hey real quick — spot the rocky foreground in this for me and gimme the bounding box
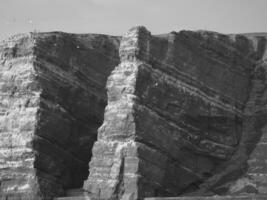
[0,27,267,200]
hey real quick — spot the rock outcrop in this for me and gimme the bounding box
[84,27,267,199]
[0,32,120,199]
[1,27,267,200]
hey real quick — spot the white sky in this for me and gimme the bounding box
[0,0,266,40]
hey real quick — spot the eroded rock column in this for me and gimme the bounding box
[83,27,148,200]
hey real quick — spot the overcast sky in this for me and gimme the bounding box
[0,0,267,40]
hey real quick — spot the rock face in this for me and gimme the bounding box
[84,27,267,199]
[1,27,267,200]
[0,32,120,199]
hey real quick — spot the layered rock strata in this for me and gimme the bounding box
[84,27,267,199]
[1,27,267,200]
[227,33,267,194]
[0,32,120,199]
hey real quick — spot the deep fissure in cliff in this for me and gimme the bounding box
[1,27,267,200]
[0,32,120,199]
[84,27,267,199]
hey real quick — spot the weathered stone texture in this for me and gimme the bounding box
[2,27,267,200]
[0,32,120,199]
[84,27,267,199]
[0,34,41,199]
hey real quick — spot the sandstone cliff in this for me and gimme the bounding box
[0,32,120,199]
[84,27,267,199]
[1,27,267,200]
